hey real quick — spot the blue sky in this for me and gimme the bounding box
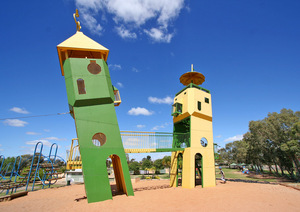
[1,0,299,161]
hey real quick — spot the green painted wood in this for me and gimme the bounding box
[154,148,185,152]
[63,58,133,203]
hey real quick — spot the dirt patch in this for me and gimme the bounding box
[0,179,299,212]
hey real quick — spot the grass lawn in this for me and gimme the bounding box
[131,168,282,183]
[216,168,282,183]
[130,173,170,180]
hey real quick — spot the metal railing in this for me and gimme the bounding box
[66,131,190,169]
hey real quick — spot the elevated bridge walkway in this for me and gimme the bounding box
[67,131,190,169]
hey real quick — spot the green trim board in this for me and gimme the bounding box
[175,83,210,97]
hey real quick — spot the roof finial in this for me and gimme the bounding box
[73,9,81,32]
[191,64,194,72]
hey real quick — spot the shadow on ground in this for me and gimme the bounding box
[74,183,172,202]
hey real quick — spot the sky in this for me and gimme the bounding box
[0,0,299,162]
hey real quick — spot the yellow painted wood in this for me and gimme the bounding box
[173,112,191,123]
[57,31,109,75]
[172,79,216,189]
[124,148,156,153]
[170,151,180,187]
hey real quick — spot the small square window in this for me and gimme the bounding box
[205,97,209,104]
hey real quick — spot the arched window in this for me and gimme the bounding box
[77,79,86,94]
[198,101,201,111]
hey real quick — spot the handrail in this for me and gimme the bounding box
[26,141,43,191]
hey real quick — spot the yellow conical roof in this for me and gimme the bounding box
[57,31,109,75]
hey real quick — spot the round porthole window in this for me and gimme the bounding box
[92,133,106,147]
[87,60,101,75]
[200,137,208,147]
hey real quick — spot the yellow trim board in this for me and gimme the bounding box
[173,112,191,123]
[192,112,212,122]
[124,148,156,153]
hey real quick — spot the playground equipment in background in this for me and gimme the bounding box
[58,10,216,203]
[67,132,219,170]
[0,142,64,195]
[66,131,190,170]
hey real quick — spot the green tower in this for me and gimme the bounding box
[57,13,134,203]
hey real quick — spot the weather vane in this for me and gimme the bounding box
[73,9,81,32]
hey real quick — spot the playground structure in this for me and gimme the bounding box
[170,65,216,188]
[58,10,216,203]
[0,142,64,196]
[67,131,190,170]
[57,11,134,203]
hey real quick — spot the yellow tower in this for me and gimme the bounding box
[170,65,216,188]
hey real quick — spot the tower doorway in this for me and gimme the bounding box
[177,153,183,186]
[195,153,202,187]
[107,154,128,196]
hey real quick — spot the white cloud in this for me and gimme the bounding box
[0,144,3,152]
[116,82,123,88]
[224,135,243,142]
[3,119,28,127]
[137,124,145,128]
[148,96,173,104]
[26,139,53,147]
[26,131,40,135]
[10,107,29,114]
[44,129,50,132]
[151,122,171,131]
[109,64,122,70]
[42,137,67,141]
[75,0,185,42]
[144,27,174,43]
[132,67,139,72]
[128,107,154,116]
[151,125,161,130]
[215,135,222,138]
[115,25,137,39]
[81,11,103,34]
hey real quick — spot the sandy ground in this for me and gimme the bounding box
[1,179,300,212]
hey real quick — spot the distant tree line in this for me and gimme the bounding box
[0,154,66,175]
[128,155,171,176]
[217,108,300,179]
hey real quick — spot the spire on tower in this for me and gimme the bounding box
[73,9,81,32]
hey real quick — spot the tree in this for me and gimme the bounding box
[162,156,171,176]
[128,161,140,175]
[153,159,164,173]
[238,109,300,179]
[126,153,130,164]
[141,157,153,175]
[263,109,300,178]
